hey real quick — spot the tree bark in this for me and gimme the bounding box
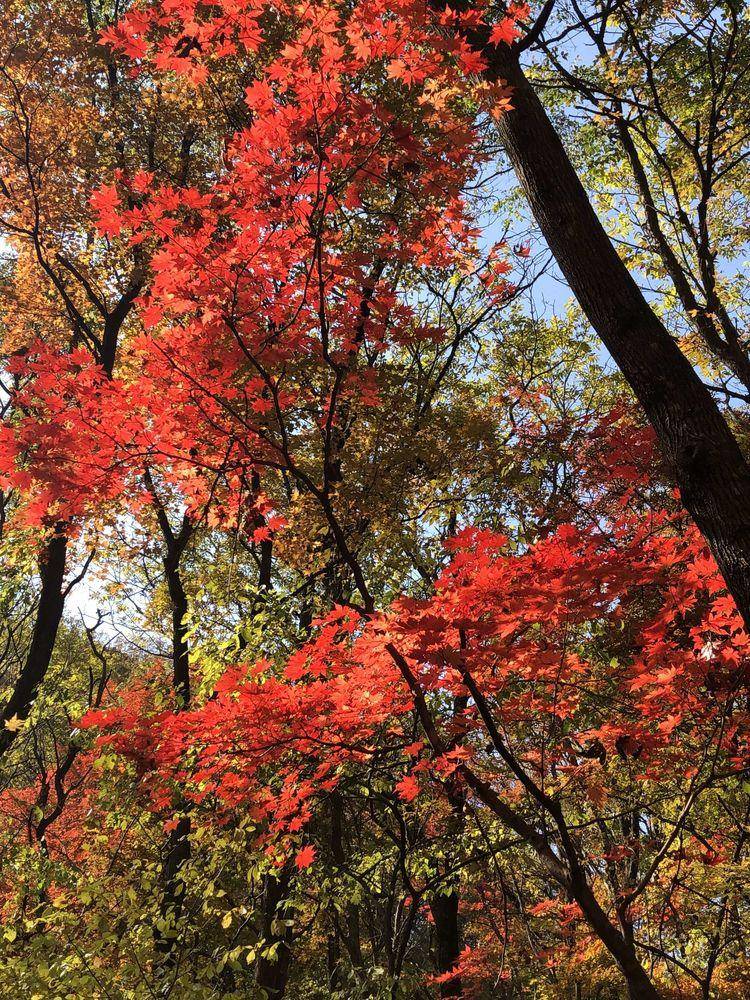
[0,530,67,755]
[429,697,467,997]
[613,119,750,395]
[164,541,191,705]
[256,865,294,999]
[570,875,661,1000]
[150,501,194,966]
[429,891,462,997]
[0,267,138,758]
[453,22,750,631]
[156,814,192,965]
[328,791,363,981]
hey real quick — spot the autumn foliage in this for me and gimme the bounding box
[1,2,750,999]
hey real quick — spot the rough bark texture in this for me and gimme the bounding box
[429,702,467,998]
[472,40,750,634]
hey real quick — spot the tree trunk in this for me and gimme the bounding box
[570,876,661,1000]
[429,700,467,997]
[153,508,194,967]
[155,814,191,965]
[256,865,294,999]
[388,643,662,1000]
[462,31,750,632]
[429,891,462,997]
[0,268,137,755]
[328,791,363,979]
[164,546,190,705]
[0,530,66,755]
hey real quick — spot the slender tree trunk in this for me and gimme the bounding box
[451,23,750,631]
[613,120,750,395]
[256,864,294,999]
[0,270,138,755]
[429,698,467,997]
[156,814,191,963]
[327,932,342,993]
[328,791,363,984]
[0,530,66,755]
[152,505,194,966]
[164,544,190,705]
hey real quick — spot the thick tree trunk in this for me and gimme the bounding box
[429,891,461,997]
[0,530,67,755]
[463,33,750,631]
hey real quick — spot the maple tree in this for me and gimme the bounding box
[1,1,750,998]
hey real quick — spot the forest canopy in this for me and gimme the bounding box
[0,2,749,998]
